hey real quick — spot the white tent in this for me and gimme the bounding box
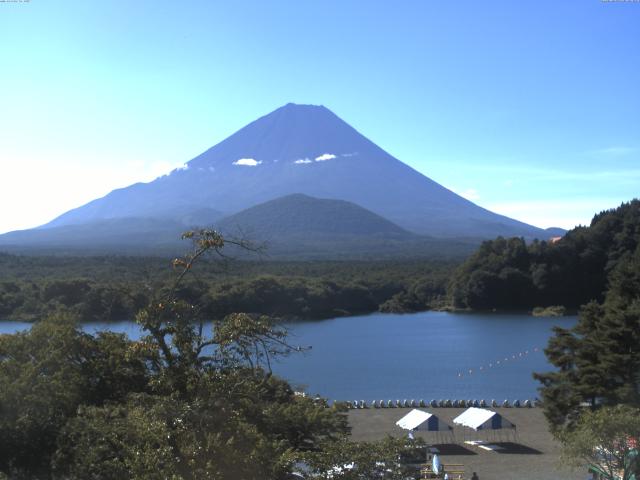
[453,407,515,431]
[396,409,452,432]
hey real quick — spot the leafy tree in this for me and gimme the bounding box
[560,405,640,480]
[0,314,149,478]
[299,436,423,479]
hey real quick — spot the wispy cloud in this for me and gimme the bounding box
[294,158,312,164]
[315,153,336,162]
[233,158,262,166]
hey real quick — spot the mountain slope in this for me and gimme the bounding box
[38,103,548,240]
[216,193,412,239]
[0,218,187,254]
[214,194,475,260]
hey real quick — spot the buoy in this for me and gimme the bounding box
[513,399,521,408]
[480,399,487,407]
[524,399,531,408]
[430,399,437,407]
[502,399,510,407]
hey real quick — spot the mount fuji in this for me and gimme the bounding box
[0,103,555,255]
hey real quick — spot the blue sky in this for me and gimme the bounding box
[1,0,638,233]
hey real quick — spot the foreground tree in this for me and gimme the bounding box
[0,315,149,478]
[560,405,640,480]
[300,436,424,480]
[534,246,640,433]
[5,229,402,479]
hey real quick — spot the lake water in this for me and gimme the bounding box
[0,311,575,403]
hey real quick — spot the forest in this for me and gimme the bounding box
[0,254,454,322]
[2,200,639,323]
[0,231,421,479]
[1,203,639,478]
[448,200,640,310]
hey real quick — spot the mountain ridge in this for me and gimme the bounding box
[0,103,561,256]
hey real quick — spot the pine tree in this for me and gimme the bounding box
[535,245,640,434]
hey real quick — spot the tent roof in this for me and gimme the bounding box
[396,409,452,432]
[453,407,515,431]
[396,409,433,430]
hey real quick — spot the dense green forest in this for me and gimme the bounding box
[531,205,640,479]
[0,254,455,322]
[0,231,420,479]
[3,200,639,323]
[448,200,640,310]
[534,243,640,431]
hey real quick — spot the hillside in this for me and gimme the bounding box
[216,193,411,238]
[448,199,640,310]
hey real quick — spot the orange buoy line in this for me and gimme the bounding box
[457,347,541,378]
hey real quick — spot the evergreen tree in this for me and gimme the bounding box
[534,245,640,433]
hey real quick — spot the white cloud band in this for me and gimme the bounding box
[233,158,262,166]
[315,153,336,162]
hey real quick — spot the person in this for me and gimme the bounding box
[471,473,479,480]
[444,474,449,480]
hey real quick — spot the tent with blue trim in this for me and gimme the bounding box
[453,407,515,431]
[396,409,453,432]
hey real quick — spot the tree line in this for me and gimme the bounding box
[0,255,454,322]
[448,200,640,310]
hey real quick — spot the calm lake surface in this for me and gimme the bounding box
[0,311,575,402]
